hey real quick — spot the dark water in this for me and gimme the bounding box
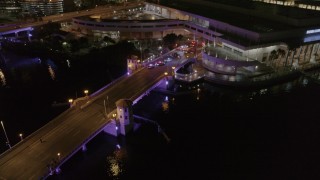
[46,78,320,180]
[0,46,126,153]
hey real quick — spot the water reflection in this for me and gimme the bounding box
[106,148,127,179]
[48,65,55,80]
[182,76,310,103]
[196,87,201,101]
[40,70,320,179]
[0,68,6,86]
[303,78,309,86]
[162,96,169,112]
[162,101,169,112]
[259,88,267,95]
[284,82,293,92]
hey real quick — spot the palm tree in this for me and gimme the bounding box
[277,49,286,58]
[269,49,277,60]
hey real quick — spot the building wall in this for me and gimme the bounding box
[70,2,320,67]
[145,3,261,42]
[0,0,20,14]
[20,0,63,16]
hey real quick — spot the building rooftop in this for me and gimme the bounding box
[79,7,168,22]
[116,99,132,108]
[155,0,320,31]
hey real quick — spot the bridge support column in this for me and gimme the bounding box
[104,99,134,137]
[116,99,134,136]
[82,144,87,152]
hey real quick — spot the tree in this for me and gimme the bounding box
[269,50,277,61]
[34,22,61,39]
[78,37,89,49]
[163,33,180,50]
[102,36,116,44]
[277,49,286,58]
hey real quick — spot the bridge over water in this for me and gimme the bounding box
[0,59,178,179]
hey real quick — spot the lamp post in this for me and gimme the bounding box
[164,72,168,88]
[84,90,89,97]
[57,152,61,161]
[171,66,176,76]
[19,133,23,141]
[68,98,73,107]
[197,87,200,100]
[1,121,11,149]
[104,96,108,116]
[140,46,143,61]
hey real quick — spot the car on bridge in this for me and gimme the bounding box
[147,63,155,69]
[155,60,165,66]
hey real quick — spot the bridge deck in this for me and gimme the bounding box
[0,63,168,179]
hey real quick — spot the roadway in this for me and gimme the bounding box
[0,62,170,179]
[0,1,144,34]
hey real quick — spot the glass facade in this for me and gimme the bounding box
[20,0,63,16]
[0,0,20,14]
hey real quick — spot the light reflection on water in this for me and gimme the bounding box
[174,76,306,103]
[284,82,293,92]
[0,68,6,86]
[303,78,309,86]
[162,101,169,112]
[44,73,320,179]
[106,148,127,179]
[48,65,56,80]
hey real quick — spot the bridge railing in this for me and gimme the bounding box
[43,109,118,179]
[0,102,77,159]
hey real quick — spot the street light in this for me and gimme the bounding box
[19,133,23,141]
[104,96,109,116]
[112,113,118,131]
[164,72,169,87]
[57,153,61,161]
[84,90,89,96]
[112,113,117,120]
[1,121,11,149]
[68,98,73,107]
[140,47,143,61]
[172,66,176,76]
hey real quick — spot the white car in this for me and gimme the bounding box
[147,63,155,69]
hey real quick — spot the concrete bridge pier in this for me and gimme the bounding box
[103,99,134,137]
[116,99,134,136]
[103,118,119,137]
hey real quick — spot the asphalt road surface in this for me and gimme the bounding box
[0,62,169,179]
